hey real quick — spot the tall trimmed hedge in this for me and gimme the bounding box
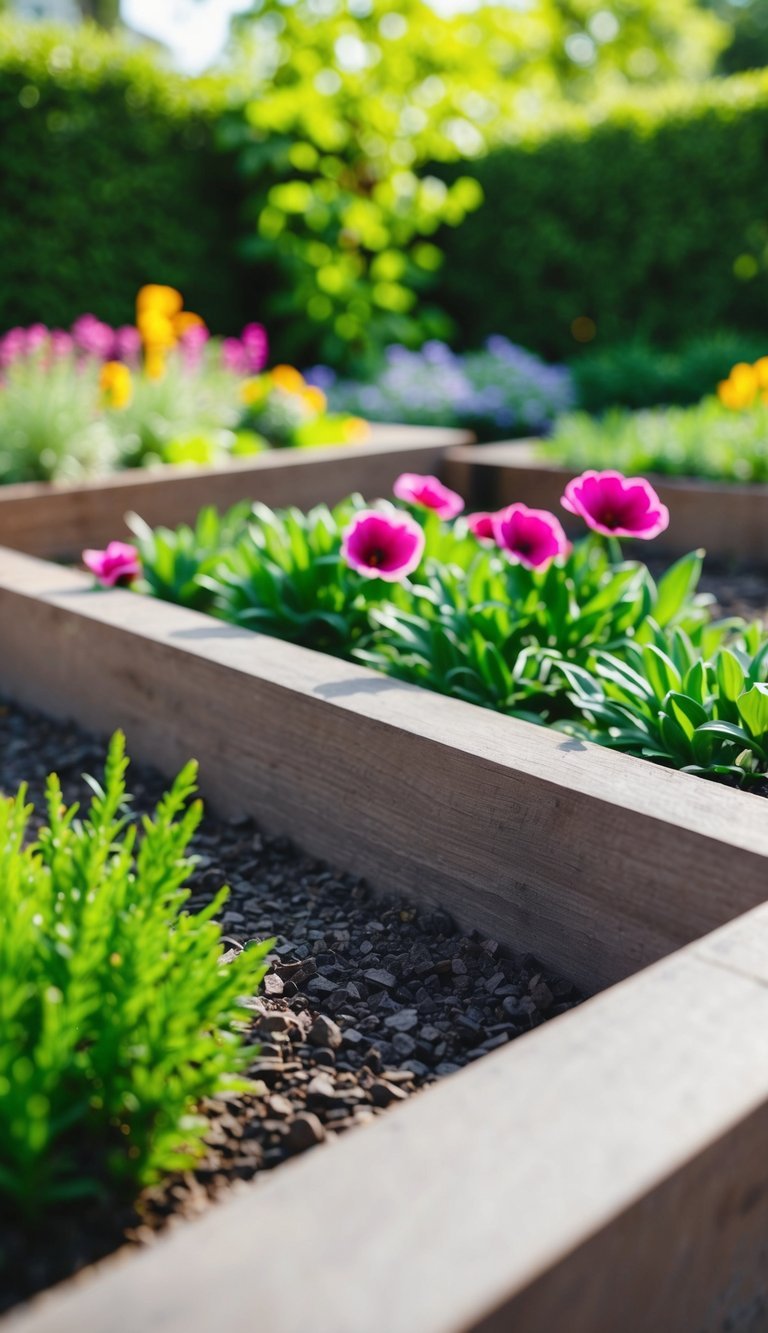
[435,73,768,360]
[0,21,245,332]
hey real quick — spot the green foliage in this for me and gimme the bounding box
[562,621,768,785]
[0,346,116,483]
[360,544,711,719]
[545,396,768,483]
[437,70,768,360]
[134,495,397,653]
[225,0,724,371]
[0,733,271,1216]
[0,19,243,333]
[571,331,768,413]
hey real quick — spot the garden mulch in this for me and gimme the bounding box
[0,700,582,1315]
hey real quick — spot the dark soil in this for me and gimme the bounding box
[0,701,582,1314]
[699,563,768,626]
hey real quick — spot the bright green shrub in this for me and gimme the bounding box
[546,397,768,483]
[225,0,725,371]
[437,72,768,360]
[0,20,244,332]
[0,734,271,1216]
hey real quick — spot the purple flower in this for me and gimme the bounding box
[561,470,670,540]
[341,509,425,582]
[241,322,268,373]
[71,314,115,360]
[82,542,141,587]
[467,511,497,541]
[492,504,570,570]
[392,473,464,520]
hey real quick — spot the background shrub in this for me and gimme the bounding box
[571,331,768,413]
[0,20,245,333]
[436,72,768,361]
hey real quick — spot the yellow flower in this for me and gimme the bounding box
[144,346,167,380]
[99,360,132,409]
[241,376,269,407]
[137,309,177,350]
[173,310,206,338]
[301,385,327,414]
[270,364,306,395]
[754,357,768,390]
[341,416,370,443]
[136,284,183,318]
[717,362,759,410]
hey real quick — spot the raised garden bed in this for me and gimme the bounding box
[3,549,768,1331]
[445,440,768,563]
[0,424,472,560]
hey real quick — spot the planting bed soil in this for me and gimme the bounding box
[0,699,581,1315]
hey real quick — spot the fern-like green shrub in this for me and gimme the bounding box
[0,734,271,1217]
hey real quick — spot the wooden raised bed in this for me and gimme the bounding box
[2,548,768,1331]
[0,424,472,560]
[445,440,768,563]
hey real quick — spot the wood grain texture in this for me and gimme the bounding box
[0,547,767,996]
[0,424,473,560]
[7,907,768,1333]
[444,441,768,562]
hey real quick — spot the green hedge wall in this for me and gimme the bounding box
[0,21,246,333]
[435,74,768,361]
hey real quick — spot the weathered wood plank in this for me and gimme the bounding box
[7,907,768,1333]
[0,425,472,559]
[0,547,766,996]
[444,441,768,562]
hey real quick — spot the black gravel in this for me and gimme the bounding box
[0,700,582,1313]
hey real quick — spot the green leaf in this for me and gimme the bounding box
[736,683,768,739]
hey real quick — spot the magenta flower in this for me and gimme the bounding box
[341,509,425,582]
[221,337,248,375]
[492,504,570,570]
[561,470,670,540]
[82,542,141,588]
[113,325,142,365]
[25,323,49,353]
[49,330,75,359]
[71,314,116,360]
[393,473,464,519]
[467,511,497,541]
[241,322,268,373]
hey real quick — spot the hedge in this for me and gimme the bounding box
[5,22,768,366]
[435,73,768,361]
[0,21,246,333]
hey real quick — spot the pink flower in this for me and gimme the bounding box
[467,511,497,541]
[113,325,142,365]
[71,314,116,360]
[26,323,49,353]
[82,542,141,587]
[49,330,74,359]
[492,504,570,570]
[222,337,248,375]
[241,322,268,373]
[341,509,425,582]
[561,470,670,540]
[392,473,464,519]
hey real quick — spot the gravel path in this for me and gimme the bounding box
[0,701,582,1312]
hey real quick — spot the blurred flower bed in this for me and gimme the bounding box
[545,354,768,484]
[0,285,366,485]
[308,338,574,440]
